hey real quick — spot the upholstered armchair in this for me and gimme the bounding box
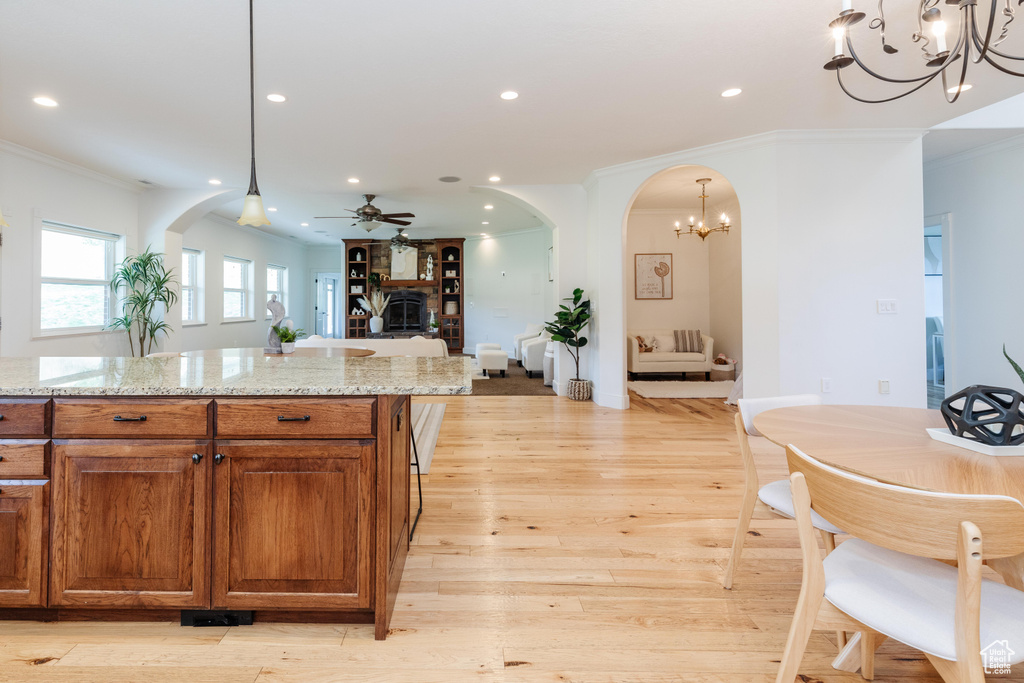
[522,331,552,378]
[513,323,545,365]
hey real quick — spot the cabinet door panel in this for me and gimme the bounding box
[375,395,411,639]
[0,481,48,607]
[213,440,373,610]
[50,441,210,607]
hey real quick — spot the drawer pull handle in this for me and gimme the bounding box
[277,415,311,422]
[191,453,203,464]
[214,453,225,465]
[113,415,147,422]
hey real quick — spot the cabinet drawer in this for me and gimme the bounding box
[0,400,49,438]
[53,399,212,438]
[0,441,48,477]
[215,398,376,439]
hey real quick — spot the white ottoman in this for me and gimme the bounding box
[475,342,501,358]
[478,349,508,378]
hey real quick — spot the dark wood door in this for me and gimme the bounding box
[375,395,411,639]
[50,441,211,608]
[212,440,374,610]
[0,480,48,607]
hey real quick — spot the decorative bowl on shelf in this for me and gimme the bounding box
[934,384,1024,455]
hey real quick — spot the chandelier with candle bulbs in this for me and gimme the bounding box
[674,179,730,241]
[825,0,1024,103]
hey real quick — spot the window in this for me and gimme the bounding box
[40,223,119,332]
[223,256,252,320]
[266,264,286,317]
[181,249,203,324]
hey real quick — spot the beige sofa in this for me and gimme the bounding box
[627,330,714,380]
[296,335,449,357]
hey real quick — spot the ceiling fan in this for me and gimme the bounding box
[314,194,415,232]
[390,228,411,252]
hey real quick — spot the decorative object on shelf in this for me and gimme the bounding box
[237,0,271,227]
[351,307,361,316]
[271,323,306,354]
[1005,345,1024,387]
[823,0,1024,104]
[350,269,358,277]
[428,309,437,329]
[940,384,1024,446]
[448,253,455,261]
[444,287,450,293]
[444,301,459,315]
[426,254,434,280]
[351,285,363,294]
[108,247,178,357]
[265,294,286,353]
[368,272,381,290]
[358,289,390,335]
[674,179,729,241]
[545,287,592,401]
[454,280,459,293]
[635,253,673,300]
[381,274,390,282]
[419,274,426,280]
[355,251,363,261]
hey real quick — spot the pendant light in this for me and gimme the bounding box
[237,0,271,227]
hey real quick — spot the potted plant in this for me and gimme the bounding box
[358,289,390,334]
[1005,345,1024,386]
[109,247,178,357]
[545,287,592,400]
[272,326,307,353]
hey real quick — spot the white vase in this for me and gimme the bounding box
[370,316,384,334]
[281,342,295,354]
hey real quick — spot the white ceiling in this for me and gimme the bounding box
[630,167,736,213]
[3,1,1024,244]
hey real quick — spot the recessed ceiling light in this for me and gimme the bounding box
[33,96,58,107]
[947,83,972,94]
[721,88,742,98]
[266,93,287,102]
[268,207,278,212]
[439,176,461,183]
[208,179,222,185]
[300,222,309,226]
[482,221,489,225]
[500,91,519,100]
[480,233,489,237]
[484,204,494,210]
[347,177,360,184]
[489,176,501,182]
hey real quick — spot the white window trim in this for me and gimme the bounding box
[181,248,205,326]
[222,255,254,323]
[32,211,125,339]
[266,263,287,320]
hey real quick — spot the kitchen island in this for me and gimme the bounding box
[0,353,470,639]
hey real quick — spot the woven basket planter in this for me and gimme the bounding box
[566,378,591,401]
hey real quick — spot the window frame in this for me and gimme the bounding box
[34,219,123,338]
[222,255,253,323]
[181,248,205,325]
[266,263,287,319]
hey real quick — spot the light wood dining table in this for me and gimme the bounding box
[754,404,1024,674]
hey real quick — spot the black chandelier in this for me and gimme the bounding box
[824,0,1024,104]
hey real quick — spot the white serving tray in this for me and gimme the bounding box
[926,428,1024,456]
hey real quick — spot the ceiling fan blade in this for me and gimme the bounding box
[381,212,415,219]
[380,217,412,226]
[314,216,349,219]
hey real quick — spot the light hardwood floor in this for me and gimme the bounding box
[2,395,1021,682]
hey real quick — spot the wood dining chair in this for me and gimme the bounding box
[776,445,1024,682]
[723,394,842,590]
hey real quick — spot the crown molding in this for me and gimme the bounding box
[0,140,143,193]
[923,130,1024,173]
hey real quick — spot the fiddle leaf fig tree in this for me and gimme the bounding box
[109,247,178,357]
[545,287,591,381]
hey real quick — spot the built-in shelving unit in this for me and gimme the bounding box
[435,239,464,354]
[345,241,371,339]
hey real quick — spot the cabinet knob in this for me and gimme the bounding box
[191,453,203,464]
[214,453,225,465]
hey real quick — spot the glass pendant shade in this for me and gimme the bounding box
[236,0,271,228]
[238,193,271,227]
[0,204,9,228]
[361,220,383,233]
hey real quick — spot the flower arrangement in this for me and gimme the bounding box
[358,289,390,317]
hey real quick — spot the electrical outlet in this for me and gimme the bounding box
[821,378,832,393]
[876,299,898,314]
[879,379,890,394]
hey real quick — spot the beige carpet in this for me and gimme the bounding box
[410,402,445,473]
[628,380,735,399]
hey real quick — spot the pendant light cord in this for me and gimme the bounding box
[247,0,260,196]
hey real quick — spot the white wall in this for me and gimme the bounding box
[463,228,552,355]
[924,135,1024,391]
[0,143,140,357]
[625,211,710,333]
[180,216,309,352]
[708,198,743,364]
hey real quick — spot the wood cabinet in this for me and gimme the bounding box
[49,440,211,608]
[375,395,411,638]
[0,480,48,607]
[212,440,374,610]
[345,241,372,338]
[435,239,464,353]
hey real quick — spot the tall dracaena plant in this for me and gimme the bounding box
[545,287,591,381]
[109,247,179,357]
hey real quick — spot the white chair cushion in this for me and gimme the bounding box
[641,352,706,363]
[823,538,1024,663]
[738,394,823,436]
[758,480,843,535]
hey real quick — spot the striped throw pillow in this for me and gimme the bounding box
[673,329,704,353]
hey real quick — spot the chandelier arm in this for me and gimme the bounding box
[971,0,999,64]
[980,50,1024,75]
[836,67,940,103]
[847,36,950,83]
[971,4,1024,60]
[940,42,972,102]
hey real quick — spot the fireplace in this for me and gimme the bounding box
[384,290,428,333]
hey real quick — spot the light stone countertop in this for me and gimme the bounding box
[0,354,472,397]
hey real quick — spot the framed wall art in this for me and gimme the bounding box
[635,253,672,300]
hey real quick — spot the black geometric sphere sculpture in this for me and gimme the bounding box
[940,385,1024,446]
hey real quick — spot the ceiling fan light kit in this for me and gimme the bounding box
[237,0,271,227]
[825,0,1024,104]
